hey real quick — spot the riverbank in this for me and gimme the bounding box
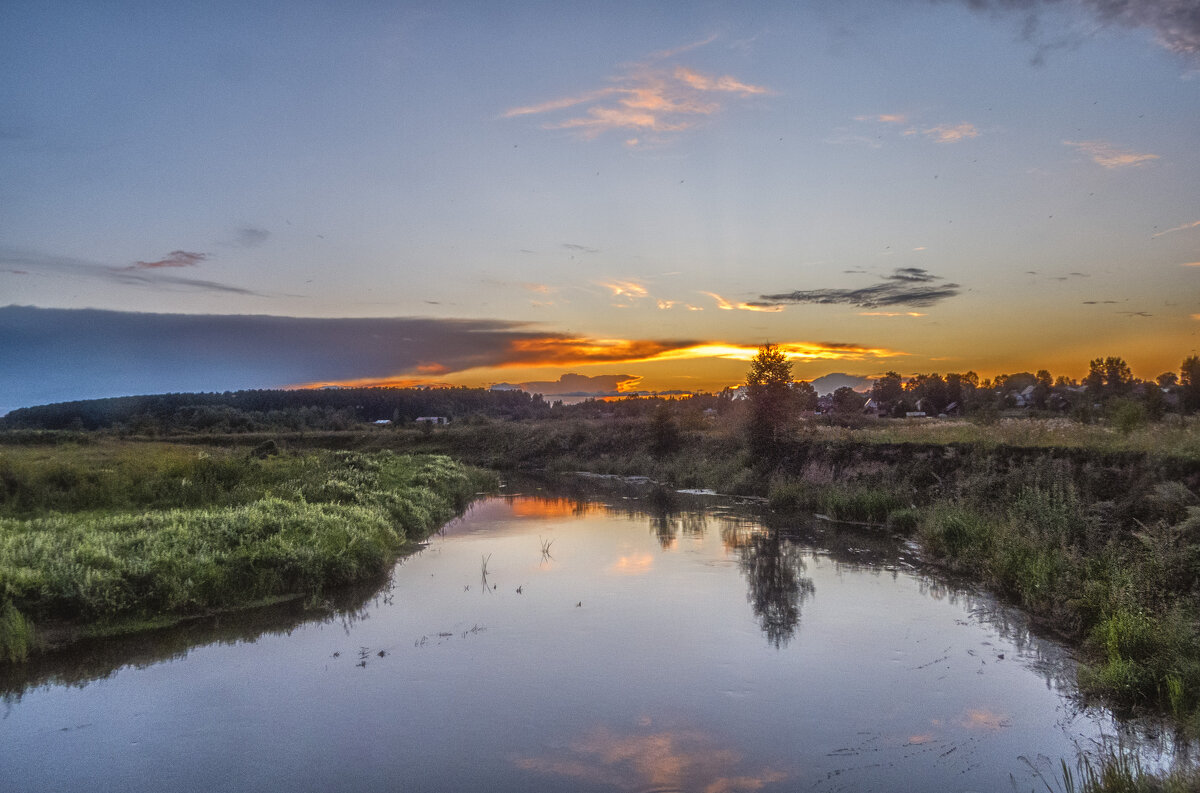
[0,443,494,661]
[188,417,1199,737]
[4,421,1199,735]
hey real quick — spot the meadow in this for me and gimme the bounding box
[0,441,493,661]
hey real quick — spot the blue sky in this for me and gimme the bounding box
[2,1,1198,412]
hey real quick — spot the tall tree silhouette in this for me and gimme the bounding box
[745,343,794,456]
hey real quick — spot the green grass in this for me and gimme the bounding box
[799,414,1200,460]
[913,473,1200,729]
[768,479,911,523]
[1048,750,1200,793]
[0,444,494,660]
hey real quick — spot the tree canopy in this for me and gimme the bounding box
[745,343,795,455]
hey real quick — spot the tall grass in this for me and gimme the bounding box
[1048,749,1200,793]
[768,479,911,523]
[915,467,1200,730]
[0,445,493,660]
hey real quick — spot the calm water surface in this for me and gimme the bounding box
[0,487,1173,792]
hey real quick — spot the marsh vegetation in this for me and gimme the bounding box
[0,442,492,659]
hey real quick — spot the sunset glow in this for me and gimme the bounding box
[1,1,1197,412]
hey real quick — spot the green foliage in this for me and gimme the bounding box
[0,447,491,656]
[1109,399,1148,435]
[1086,356,1134,401]
[914,466,1200,728]
[745,343,795,457]
[1057,749,1200,793]
[0,600,34,662]
[649,402,682,458]
[1182,355,1200,413]
[767,479,909,524]
[918,504,994,559]
[885,507,920,532]
[870,371,904,409]
[831,386,865,414]
[793,380,819,412]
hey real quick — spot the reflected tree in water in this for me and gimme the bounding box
[644,488,709,549]
[738,531,815,648]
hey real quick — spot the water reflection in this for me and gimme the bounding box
[0,571,390,703]
[2,484,1190,792]
[732,531,815,649]
[514,721,788,793]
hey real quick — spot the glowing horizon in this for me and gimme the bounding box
[1,3,1197,412]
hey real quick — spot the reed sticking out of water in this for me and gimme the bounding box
[1023,748,1200,793]
[0,601,33,663]
[539,536,554,562]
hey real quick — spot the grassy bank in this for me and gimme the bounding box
[0,443,493,661]
[5,419,1200,738]
[915,474,1200,730]
[163,417,1200,736]
[351,414,1200,736]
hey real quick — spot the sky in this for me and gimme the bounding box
[2,0,1199,413]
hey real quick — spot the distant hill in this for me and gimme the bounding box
[808,373,874,396]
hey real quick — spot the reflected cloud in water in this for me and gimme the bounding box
[514,722,787,793]
[610,552,656,575]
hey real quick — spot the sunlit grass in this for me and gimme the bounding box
[0,444,494,660]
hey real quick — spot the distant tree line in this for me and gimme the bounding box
[0,387,554,433]
[4,353,1198,436]
[740,348,1200,453]
[857,353,1200,425]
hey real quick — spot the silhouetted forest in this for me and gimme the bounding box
[0,387,553,432]
[3,353,1196,434]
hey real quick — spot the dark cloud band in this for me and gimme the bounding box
[938,0,1200,57]
[752,268,961,309]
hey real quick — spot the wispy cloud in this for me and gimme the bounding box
[0,248,259,296]
[848,114,978,145]
[598,280,650,300]
[563,243,600,253]
[125,250,208,270]
[700,291,785,312]
[1183,261,1200,266]
[859,311,927,317]
[234,227,270,248]
[646,34,720,61]
[1153,219,1200,237]
[672,66,769,95]
[921,122,979,143]
[855,113,908,123]
[503,41,770,143]
[752,268,961,310]
[1064,140,1159,168]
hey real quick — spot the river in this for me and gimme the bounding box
[0,483,1178,792]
